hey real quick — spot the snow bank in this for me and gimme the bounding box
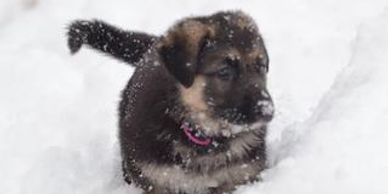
[1,0,388,194]
[238,9,388,194]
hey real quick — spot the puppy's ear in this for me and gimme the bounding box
[158,20,213,88]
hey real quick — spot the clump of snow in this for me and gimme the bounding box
[1,0,388,194]
[256,100,274,116]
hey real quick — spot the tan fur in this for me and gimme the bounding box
[178,76,222,135]
[178,20,215,55]
[179,75,208,112]
[159,20,215,64]
[247,50,261,60]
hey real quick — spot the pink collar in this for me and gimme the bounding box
[181,122,212,146]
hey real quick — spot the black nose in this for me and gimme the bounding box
[216,90,274,125]
[253,99,274,121]
[239,90,274,123]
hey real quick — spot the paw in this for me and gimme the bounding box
[67,20,92,54]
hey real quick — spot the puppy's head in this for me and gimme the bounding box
[158,11,274,137]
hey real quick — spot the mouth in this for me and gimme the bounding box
[180,117,268,148]
[180,121,212,147]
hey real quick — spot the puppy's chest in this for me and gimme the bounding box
[139,133,265,194]
[140,156,261,194]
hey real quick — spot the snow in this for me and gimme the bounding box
[1,0,388,194]
[239,10,388,194]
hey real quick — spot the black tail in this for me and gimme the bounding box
[67,20,158,65]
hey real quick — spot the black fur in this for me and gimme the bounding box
[67,20,157,64]
[67,10,273,194]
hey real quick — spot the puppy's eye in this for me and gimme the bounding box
[217,66,234,80]
[255,59,268,74]
[213,57,239,81]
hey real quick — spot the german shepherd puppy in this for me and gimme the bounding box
[67,10,274,194]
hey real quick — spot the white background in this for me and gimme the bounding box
[1,0,388,193]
